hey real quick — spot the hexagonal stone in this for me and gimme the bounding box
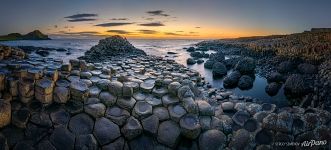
[30,112,52,128]
[221,101,235,112]
[152,87,168,98]
[162,94,179,107]
[89,86,101,98]
[133,92,147,101]
[182,97,198,114]
[157,120,181,148]
[80,72,92,79]
[232,110,251,126]
[197,101,214,116]
[35,78,54,95]
[180,114,201,139]
[36,139,56,150]
[70,80,89,101]
[121,116,143,140]
[142,115,159,136]
[12,107,30,128]
[140,82,154,93]
[65,101,83,114]
[132,101,153,120]
[56,79,70,87]
[105,106,130,126]
[97,79,111,90]
[145,95,162,107]
[178,86,194,100]
[50,109,70,127]
[99,92,117,107]
[168,104,187,122]
[84,103,106,118]
[168,82,181,96]
[18,78,34,103]
[229,129,253,150]
[117,97,136,110]
[124,81,139,93]
[199,129,226,150]
[75,134,98,150]
[153,107,170,121]
[53,87,70,103]
[109,81,123,96]
[50,127,75,150]
[123,83,134,98]
[199,116,211,130]
[93,117,121,145]
[69,113,94,135]
[218,115,233,134]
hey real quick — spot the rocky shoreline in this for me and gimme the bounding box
[0,36,330,149]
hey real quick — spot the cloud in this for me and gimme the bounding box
[95,22,134,27]
[57,31,100,36]
[139,22,164,27]
[146,10,170,17]
[190,32,198,34]
[195,26,201,28]
[65,13,98,19]
[137,30,158,34]
[110,18,129,20]
[164,32,198,36]
[145,18,154,21]
[67,18,97,22]
[107,30,131,34]
[176,31,184,32]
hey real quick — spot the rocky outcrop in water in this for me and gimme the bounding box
[83,35,146,62]
[0,30,50,41]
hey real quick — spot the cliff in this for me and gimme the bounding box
[0,30,50,41]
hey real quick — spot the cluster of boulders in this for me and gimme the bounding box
[185,47,210,65]
[82,35,146,62]
[0,45,26,60]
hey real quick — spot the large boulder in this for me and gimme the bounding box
[186,58,196,65]
[234,57,256,74]
[238,75,254,90]
[212,62,227,77]
[277,61,294,73]
[209,52,225,62]
[265,82,281,96]
[204,60,215,69]
[84,35,146,62]
[297,63,317,74]
[199,130,226,150]
[223,71,241,88]
[284,74,307,97]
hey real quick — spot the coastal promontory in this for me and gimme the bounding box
[0,30,50,41]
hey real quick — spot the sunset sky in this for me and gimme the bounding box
[1,0,331,39]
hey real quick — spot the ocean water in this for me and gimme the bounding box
[0,39,288,106]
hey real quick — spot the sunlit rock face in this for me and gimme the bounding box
[83,35,146,62]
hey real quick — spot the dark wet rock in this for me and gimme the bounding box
[221,101,235,112]
[50,109,70,127]
[140,81,154,93]
[153,107,170,121]
[109,81,123,96]
[198,129,226,150]
[69,113,94,135]
[199,116,211,130]
[209,52,225,62]
[244,118,259,132]
[133,92,147,101]
[12,107,30,128]
[266,72,283,83]
[13,140,34,150]
[132,101,153,120]
[277,61,294,73]
[65,100,84,114]
[117,97,136,110]
[218,115,233,134]
[94,117,121,145]
[204,60,215,69]
[229,129,252,149]
[169,104,187,122]
[265,82,281,96]
[303,113,320,130]
[50,127,75,150]
[177,138,199,150]
[186,58,196,65]
[262,113,278,130]
[234,57,256,74]
[103,137,125,150]
[36,50,50,57]
[88,86,101,98]
[177,86,195,100]
[123,83,134,98]
[36,140,56,150]
[157,120,181,148]
[0,133,8,150]
[1,125,24,148]
[180,114,201,139]
[54,86,70,103]
[80,71,92,79]
[223,71,241,88]
[25,123,49,144]
[84,35,146,61]
[276,112,293,133]
[121,116,143,140]
[190,51,203,58]
[129,135,165,150]
[261,103,276,113]
[168,82,181,96]
[75,134,98,150]
[298,63,317,74]
[105,106,130,126]
[142,115,159,136]
[212,62,227,77]
[197,100,214,116]
[255,129,273,145]
[99,91,117,107]
[224,57,240,69]
[187,47,195,52]
[84,103,106,118]
[284,74,307,97]
[152,87,168,98]
[232,110,250,126]
[247,103,262,115]
[30,112,52,127]
[182,97,198,114]
[162,94,179,106]
[70,80,89,101]
[96,79,111,90]
[197,59,204,64]
[145,95,162,107]
[238,75,254,90]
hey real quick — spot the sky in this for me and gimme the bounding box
[0,0,331,39]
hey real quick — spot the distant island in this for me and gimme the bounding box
[0,30,50,41]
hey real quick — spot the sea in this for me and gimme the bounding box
[0,39,288,106]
